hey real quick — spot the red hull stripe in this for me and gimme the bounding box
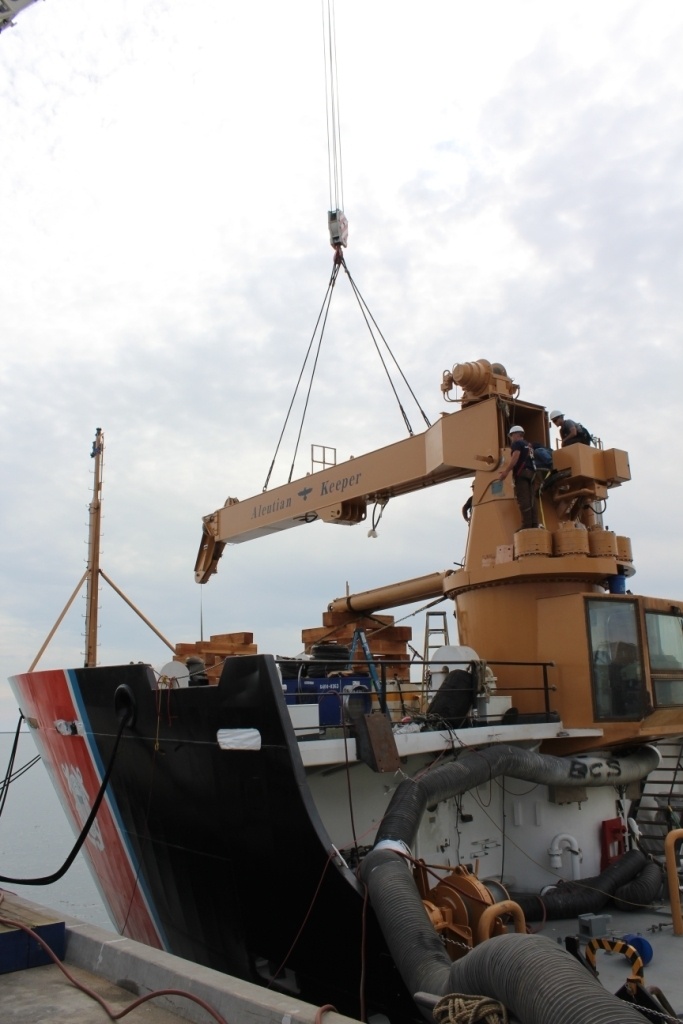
[9,668,167,949]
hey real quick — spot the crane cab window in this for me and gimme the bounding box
[587,599,645,720]
[645,611,683,707]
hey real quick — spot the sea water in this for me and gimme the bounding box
[0,730,113,930]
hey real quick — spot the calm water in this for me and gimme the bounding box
[0,730,114,930]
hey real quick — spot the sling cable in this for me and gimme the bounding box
[262,1,430,497]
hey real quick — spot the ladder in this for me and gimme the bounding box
[422,611,450,685]
[633,739,683,862]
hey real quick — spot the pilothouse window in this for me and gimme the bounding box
[645,611,683,707]
[587,599,645,720]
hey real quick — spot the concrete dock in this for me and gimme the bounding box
[0,892,361,1024]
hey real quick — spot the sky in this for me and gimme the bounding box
[1,0,682,729]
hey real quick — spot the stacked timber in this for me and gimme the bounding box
[174,632,257,684]
[302,612,412,677]
[302,612,416,719]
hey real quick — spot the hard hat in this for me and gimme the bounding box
[549,409,563,420]
[508,425,524,434]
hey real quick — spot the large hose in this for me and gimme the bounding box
[512,850,663,920]
[360,744,659,1024]
[612,858,664,911]
[510,848,645,920]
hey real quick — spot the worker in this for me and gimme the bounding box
[549,410,581,447]
[498,426,540,530]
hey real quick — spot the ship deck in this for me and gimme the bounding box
[539,901,683,1020]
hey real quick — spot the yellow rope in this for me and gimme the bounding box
[433,992,509,1024]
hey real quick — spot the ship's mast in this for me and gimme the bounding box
[84,428,104,667]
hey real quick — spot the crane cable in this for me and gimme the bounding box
[321,0,429,433]
[262,1,430,490]
[323,0,347,254]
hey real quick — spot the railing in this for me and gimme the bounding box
[664,828,683,936]
[485,660,556,718]
[276,656,556,726]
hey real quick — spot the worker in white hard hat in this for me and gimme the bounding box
[498,425,540,530]
[549,409,578,446]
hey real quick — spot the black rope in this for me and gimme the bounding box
[340,254,432,434]
[0,714,25,818]
[2,755,41,788]
[262,261,341,491]
[0,709,132,885]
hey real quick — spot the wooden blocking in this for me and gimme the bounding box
[174,638,258,660]
[208,632,254,645]
[173,642,200,659]
[301,626,348,646]
[301,623,412,649]
[172,632,259,687]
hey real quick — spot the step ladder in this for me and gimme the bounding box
[633,739,683,862]
[347,628,382,700]
[422,611,450,685]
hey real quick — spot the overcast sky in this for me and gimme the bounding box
[1,1,682,730]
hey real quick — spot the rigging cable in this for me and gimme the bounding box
[0,715,40,820]
[262,260,342,491]
[340,253,432,434]
[0,713,24,818]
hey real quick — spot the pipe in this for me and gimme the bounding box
[664,827,683,936]
[327,571,451,614]
[361,744,659,1024]
[548,833,582,879]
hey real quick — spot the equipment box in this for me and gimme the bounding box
[282,675,371,727]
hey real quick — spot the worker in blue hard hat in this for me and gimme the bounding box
[498,426,540,530]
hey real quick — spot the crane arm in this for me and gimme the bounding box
[195,396,501,583]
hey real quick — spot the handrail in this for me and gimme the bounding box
[275,655,557,721]
[664,827,683,936]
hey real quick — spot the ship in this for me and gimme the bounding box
[8,358,683,1024]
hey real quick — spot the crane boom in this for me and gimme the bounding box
[195,393,502,583]
[194,358,631,586]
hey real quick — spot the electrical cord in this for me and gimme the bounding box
[0,891,229,1024]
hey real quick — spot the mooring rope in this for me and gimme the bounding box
[433,992,509,1024]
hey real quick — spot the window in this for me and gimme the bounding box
[587,599,645,720]
[645,612,683,707]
